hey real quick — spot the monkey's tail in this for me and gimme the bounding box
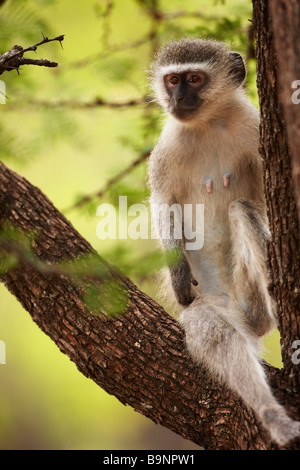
[179,296,300,446]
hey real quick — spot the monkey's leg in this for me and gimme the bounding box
[180,298,300,446]
[228,199,277,336]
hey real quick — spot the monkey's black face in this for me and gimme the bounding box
[164,71,207,121]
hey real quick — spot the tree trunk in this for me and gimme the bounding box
[268,0,300,223]
[0,161,296,450]
[252,0,300,389]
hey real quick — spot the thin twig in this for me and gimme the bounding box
[18,57,58,68]
[0,239,108,283]
[63,150,151,213]
[0,34,65,76]
[67,8,218,70]
[5,95,149,109]
[0,239,66,277]
[68,32,156,69]
[35,96,147,109]
[163,9,220,20]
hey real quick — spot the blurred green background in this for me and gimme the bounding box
[0,0,282,450]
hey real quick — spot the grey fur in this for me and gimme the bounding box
[147,38,300,446]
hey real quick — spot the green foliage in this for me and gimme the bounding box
[99,56,136,82]
[0,0,51,51]
[59,251,109,280]
[0,223,129,316]
[0,222,35,274]
[189,16,246,48]
[0,221,37,248]
[0,0,258,308]
[35,108,87,150]
[0,122,35,162]
[60,251,129,317]
[0,251,18,274]
[84,278,128,317]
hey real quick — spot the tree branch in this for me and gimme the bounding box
[1,160,299,450]
[63,150,151,213]
[68,32,156,69]
[5,96,148,109]
[65,8,219,70]
[0,34,64,76]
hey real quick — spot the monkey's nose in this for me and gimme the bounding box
[169,96,183,111]
[176,95,184,102]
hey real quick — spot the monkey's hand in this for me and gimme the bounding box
[170,256,196,306]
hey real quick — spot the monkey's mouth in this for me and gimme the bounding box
[168,102,203,121]
[170,106,199,121]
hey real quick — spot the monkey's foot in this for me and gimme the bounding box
[262,407,300,446]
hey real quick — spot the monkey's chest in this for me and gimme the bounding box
[173,164,240,295]
[173,165,240,208]
[171,150,253,206]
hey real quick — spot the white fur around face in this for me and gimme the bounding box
[151,60,236,119]
[156,61,215,77]
[152,62,216,110]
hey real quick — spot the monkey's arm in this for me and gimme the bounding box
[167,243,196,306]
[150,195,196,306]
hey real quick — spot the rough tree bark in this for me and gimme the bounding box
[268,0,300,223]
[0,0,299,451]
[0,161,276,451]
[253,0,300,387]
[0,162,298,451]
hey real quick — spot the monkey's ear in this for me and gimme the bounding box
[228,52,246,86]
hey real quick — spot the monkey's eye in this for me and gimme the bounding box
[187,72,205,87]
[165,74,180,88]
[189,75,200,83]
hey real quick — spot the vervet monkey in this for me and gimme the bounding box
[147,38,300,446]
